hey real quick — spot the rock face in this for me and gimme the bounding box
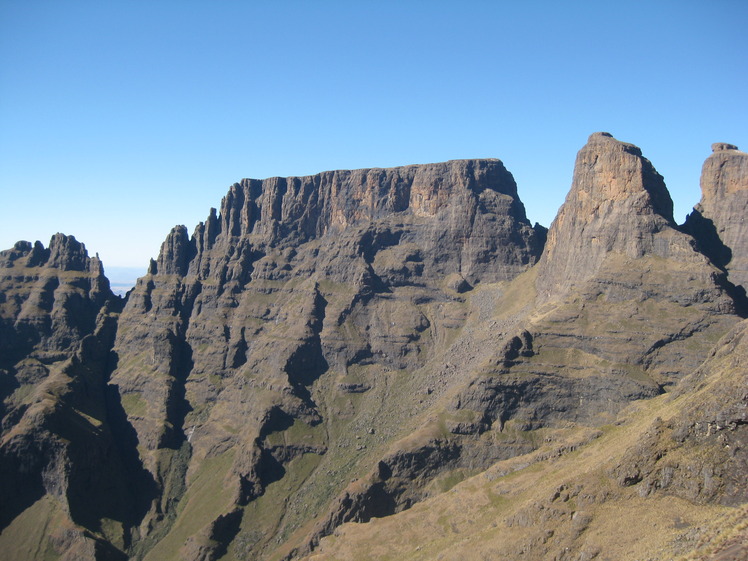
[0,235,112,364]
[684,142,748,290]
[149,159,545,284]
[537,132,692,300]
[1,141,747,561]
[105,159,545,561]
[0,235,137,560]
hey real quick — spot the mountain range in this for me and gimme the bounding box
[0,132,746,561]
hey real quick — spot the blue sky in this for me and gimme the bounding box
[1,1,746,269]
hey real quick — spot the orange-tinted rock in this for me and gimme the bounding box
[536,132,700,301]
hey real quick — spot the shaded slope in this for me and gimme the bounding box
[0,235,149,560]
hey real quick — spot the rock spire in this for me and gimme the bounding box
[535,132,694,300]
[684,142,748,289]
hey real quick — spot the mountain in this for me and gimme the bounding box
[0,135,745,561]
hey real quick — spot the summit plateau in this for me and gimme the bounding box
[0,133,746,561]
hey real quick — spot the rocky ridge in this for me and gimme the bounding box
[0,235,135,559]
[0,134,746,561]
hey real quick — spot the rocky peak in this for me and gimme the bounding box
[155,225,194,276]
[535,133,684,300]
[563,132,673,222]
[684,142,748,288]
[701,142,747,200]
[0,233,103,274]
[712,142,739,152]
[0,233,115,368]
[49,232,105,273]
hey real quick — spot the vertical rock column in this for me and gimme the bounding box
[535,132,694,301]
[685,143,748,290]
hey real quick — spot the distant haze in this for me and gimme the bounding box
[106,266,146,296]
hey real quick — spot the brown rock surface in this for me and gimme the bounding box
[535,132,699,301]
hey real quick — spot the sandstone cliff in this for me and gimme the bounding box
[537,132,696,300]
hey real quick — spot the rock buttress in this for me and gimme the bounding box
[684,142,748,291]
[535,132,693,300]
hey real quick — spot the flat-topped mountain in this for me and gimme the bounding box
[0,134,745,561]
[151,158,545,284]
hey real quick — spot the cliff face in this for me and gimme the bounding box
[684,142,748,290]
[1,137,747,561]
[536,132,698,301]
[0,235,112,364]
[105,159,545,560]
[0,235,138,559]
[152,158,544,284]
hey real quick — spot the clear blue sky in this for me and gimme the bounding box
[1,1,746,269]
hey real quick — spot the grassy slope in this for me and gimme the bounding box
[142,450,237,561]
[0,496,65,561]
[301,322,748,561]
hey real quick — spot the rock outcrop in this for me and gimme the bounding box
[0,235,113,366]
[536,132,697,300]
[526,133,741,390]
[684,142,748,290]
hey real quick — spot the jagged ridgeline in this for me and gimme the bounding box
[0,135,746,561]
